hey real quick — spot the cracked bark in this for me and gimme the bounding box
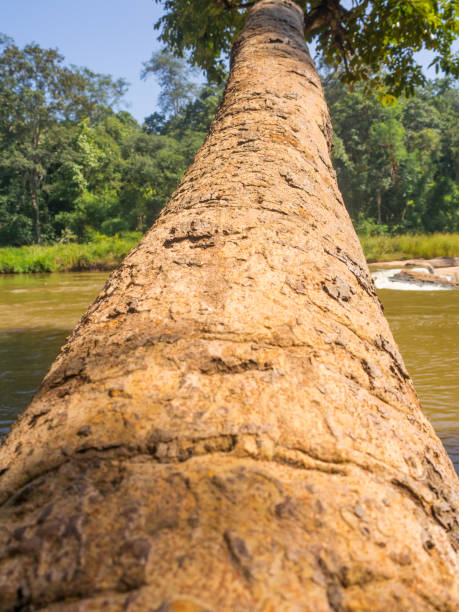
[0,0,458,610]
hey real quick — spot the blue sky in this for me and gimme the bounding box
[1,1,455,123]
[1,0,165,122]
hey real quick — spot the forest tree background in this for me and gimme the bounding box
[0,36,458,247]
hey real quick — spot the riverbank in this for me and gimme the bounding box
[361,232,459,262]
[0,232,458,274]
[0,234,142,273]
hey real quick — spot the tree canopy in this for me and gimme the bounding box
[142,49,199,116]
[154,0,458,95]
[0,35,127,243]
[327,76,459,232]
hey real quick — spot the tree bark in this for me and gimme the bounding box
[1,1,458,610]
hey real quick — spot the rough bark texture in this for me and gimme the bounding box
[1,1,458,610]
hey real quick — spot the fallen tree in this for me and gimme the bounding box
[1,1,458,610]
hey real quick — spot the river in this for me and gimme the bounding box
[1,272,458,473]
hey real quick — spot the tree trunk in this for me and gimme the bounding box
[376,190,382,225]
[1,1,458,610]
[31,189,41,245]
[31,125,42,245]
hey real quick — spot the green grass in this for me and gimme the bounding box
[0,233,142,274]
[1,232,458,273]
[359,233,459,263]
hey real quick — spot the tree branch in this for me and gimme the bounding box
[220,0,256,10]
[304,0,350,34]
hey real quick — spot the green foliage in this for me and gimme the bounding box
[0,212,33,246]
[0,35,128,244]
[101,218,129,236]
[0,43,224,247]
[154,0,458,94]
[154,0,245,83]
[326,78,459,233]
[353,214,389,237]
[55,190,121,241]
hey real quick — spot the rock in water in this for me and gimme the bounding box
[390,269,458,288]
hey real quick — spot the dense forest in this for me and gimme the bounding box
[0,36,457,246]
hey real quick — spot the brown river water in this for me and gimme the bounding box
[0,272,458,473]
